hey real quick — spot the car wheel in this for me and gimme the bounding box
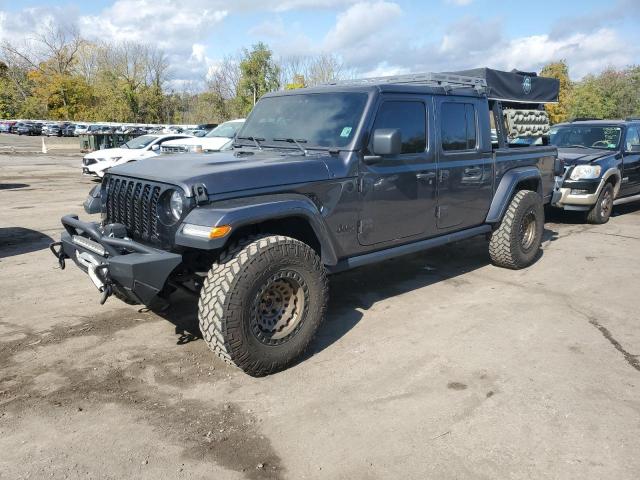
[198,235,328,376]
[586,183,614,224]
[489,190,544,269]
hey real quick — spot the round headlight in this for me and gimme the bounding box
[169,190,184,219]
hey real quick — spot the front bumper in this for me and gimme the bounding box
[51,215,182,305]
[551,175,603,211]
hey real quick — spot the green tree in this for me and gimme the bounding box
[237,43,280,115]
[540,60,572,124]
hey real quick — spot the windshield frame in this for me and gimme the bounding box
[235,89,374,151]
[550,124,623,151]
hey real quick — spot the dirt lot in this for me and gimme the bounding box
[1,138,640,479]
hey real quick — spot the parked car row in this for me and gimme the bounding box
[0,120,219,138]
[81,119,244,178]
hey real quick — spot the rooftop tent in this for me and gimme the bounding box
[450,68,560,104]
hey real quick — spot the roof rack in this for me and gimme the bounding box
[626,117,640,121]
[322,72,487,93]
[571,117,602,122]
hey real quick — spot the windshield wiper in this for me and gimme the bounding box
[273,137,308,156]
[236,136,264,150]
[566,144,593,149]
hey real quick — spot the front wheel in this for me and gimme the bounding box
[586,183,614,224]
[198,235,328,376]
[489,190,544,269]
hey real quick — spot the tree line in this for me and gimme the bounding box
[541,61,640,124]
[0,25,349,124]
[1,25,638,125]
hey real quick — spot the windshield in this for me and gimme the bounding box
[206,121,244,138]
[122,135,157,149]
[238,92,368,149]
[550,125,622,150]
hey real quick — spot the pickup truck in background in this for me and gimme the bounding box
[52,68,560,376]
[550,118,640,223]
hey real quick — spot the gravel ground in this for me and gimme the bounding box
[1,149,640,479]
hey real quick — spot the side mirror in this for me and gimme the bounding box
[371,128,402,156]
[627,144,640,153]
[151,144,160,152]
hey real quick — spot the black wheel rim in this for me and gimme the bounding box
[250,270,308,345]
[519,209,537,251]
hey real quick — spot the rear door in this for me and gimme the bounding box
[621,126,640,196]
[435,97,493,230]
[357,96,437,246]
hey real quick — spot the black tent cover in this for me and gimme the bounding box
[450,68,560,104]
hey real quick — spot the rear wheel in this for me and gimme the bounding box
[198,235,328,376]
[586,183,614,224]
[489,190,544,269]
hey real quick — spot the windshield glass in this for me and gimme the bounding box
[123,135,157,149]
[206,121,244,138]
[238,92,368,149]
[550,125,622,150]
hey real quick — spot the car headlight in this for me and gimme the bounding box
[169,190,185,219]
[569,165,601,180]
[188,145,203,153]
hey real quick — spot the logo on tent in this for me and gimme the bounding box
[522,76,532,94]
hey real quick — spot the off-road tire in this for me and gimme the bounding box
[489,190,544,269]
[586,182,614,224]
[198,235,328,377]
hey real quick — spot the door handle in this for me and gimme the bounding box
[416,172,436,181]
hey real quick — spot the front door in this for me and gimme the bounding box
[621,126,640,196]
[435,97,493,230]
[358,97,437,246]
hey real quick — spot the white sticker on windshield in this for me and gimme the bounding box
[340,127,353,138]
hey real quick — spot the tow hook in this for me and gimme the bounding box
[99,282,113,305]
[49,242,66,269]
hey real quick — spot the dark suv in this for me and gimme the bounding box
[550,119,640,223]
[52,68,560,376]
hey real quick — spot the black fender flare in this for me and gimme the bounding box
[175,193,339,266]
[485,167,542,224]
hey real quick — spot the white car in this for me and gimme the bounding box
[82,133,192,178]
[161,119,245,154]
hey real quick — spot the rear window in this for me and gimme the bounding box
[441,103,477,152]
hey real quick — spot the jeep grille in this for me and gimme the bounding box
[104,175,168,243]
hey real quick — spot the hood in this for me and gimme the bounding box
[85,147,142,160]
[109,149,332,196]
[162,136,231,150]
[557,147,614,166]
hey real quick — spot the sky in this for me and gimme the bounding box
[0,0,639,90]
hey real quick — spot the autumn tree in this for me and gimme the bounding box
[237,43,280,115]
[540,60,572,124]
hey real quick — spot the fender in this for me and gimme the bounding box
[601,167,622,197]
[175,193,339,265]
[486,166,542,223]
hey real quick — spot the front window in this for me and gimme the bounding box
[550,125,622,150]
[238,92,369,149]
[206,121,244,138]
[122,135,158,149]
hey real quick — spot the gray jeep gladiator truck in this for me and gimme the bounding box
[51,68,560,376]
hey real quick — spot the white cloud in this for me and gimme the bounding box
[323,1,403,51]
[446,0,474,5]
[487,28,635,78]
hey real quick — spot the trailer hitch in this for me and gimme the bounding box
[49,241,66,269]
